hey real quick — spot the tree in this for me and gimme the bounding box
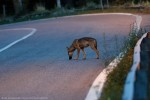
[18,0,23,8]
[106,0,109,8]
[100,0,103,10]
[133,0,139,4]
[13,0,23,14]
[56,0,61,8]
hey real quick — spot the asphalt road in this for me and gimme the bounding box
[0,14,135,100]
[141,14,150,32]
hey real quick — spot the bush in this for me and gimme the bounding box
[86,2,99,10]
[35,4,48,13]
[142,1,150,7]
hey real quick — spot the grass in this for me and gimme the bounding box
[77,7,150,15]
[100,48,134,100]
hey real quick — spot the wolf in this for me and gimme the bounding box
[67,37,99,60]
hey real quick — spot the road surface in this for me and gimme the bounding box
[0,14,136,100]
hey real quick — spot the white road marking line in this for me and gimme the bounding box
[0,28,37,53]
[85,13,142,100]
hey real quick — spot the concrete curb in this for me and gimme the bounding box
[85,13,142,100]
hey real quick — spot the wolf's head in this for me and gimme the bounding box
[67,47,74,60]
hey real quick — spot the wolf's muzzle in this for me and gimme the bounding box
[69,56,72,60]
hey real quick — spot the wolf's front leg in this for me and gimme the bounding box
[74,49,80,60]
[81,49,86,60]
[96,50,99,59]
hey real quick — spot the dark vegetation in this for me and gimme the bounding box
[0,0,150,24]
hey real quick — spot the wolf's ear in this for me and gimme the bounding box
[66,47,69,50]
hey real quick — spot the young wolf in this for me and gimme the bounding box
[67,37,99,60]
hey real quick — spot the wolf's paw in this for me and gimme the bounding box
[82,58,86,60]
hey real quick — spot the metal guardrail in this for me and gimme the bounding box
[122,32,149,100]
